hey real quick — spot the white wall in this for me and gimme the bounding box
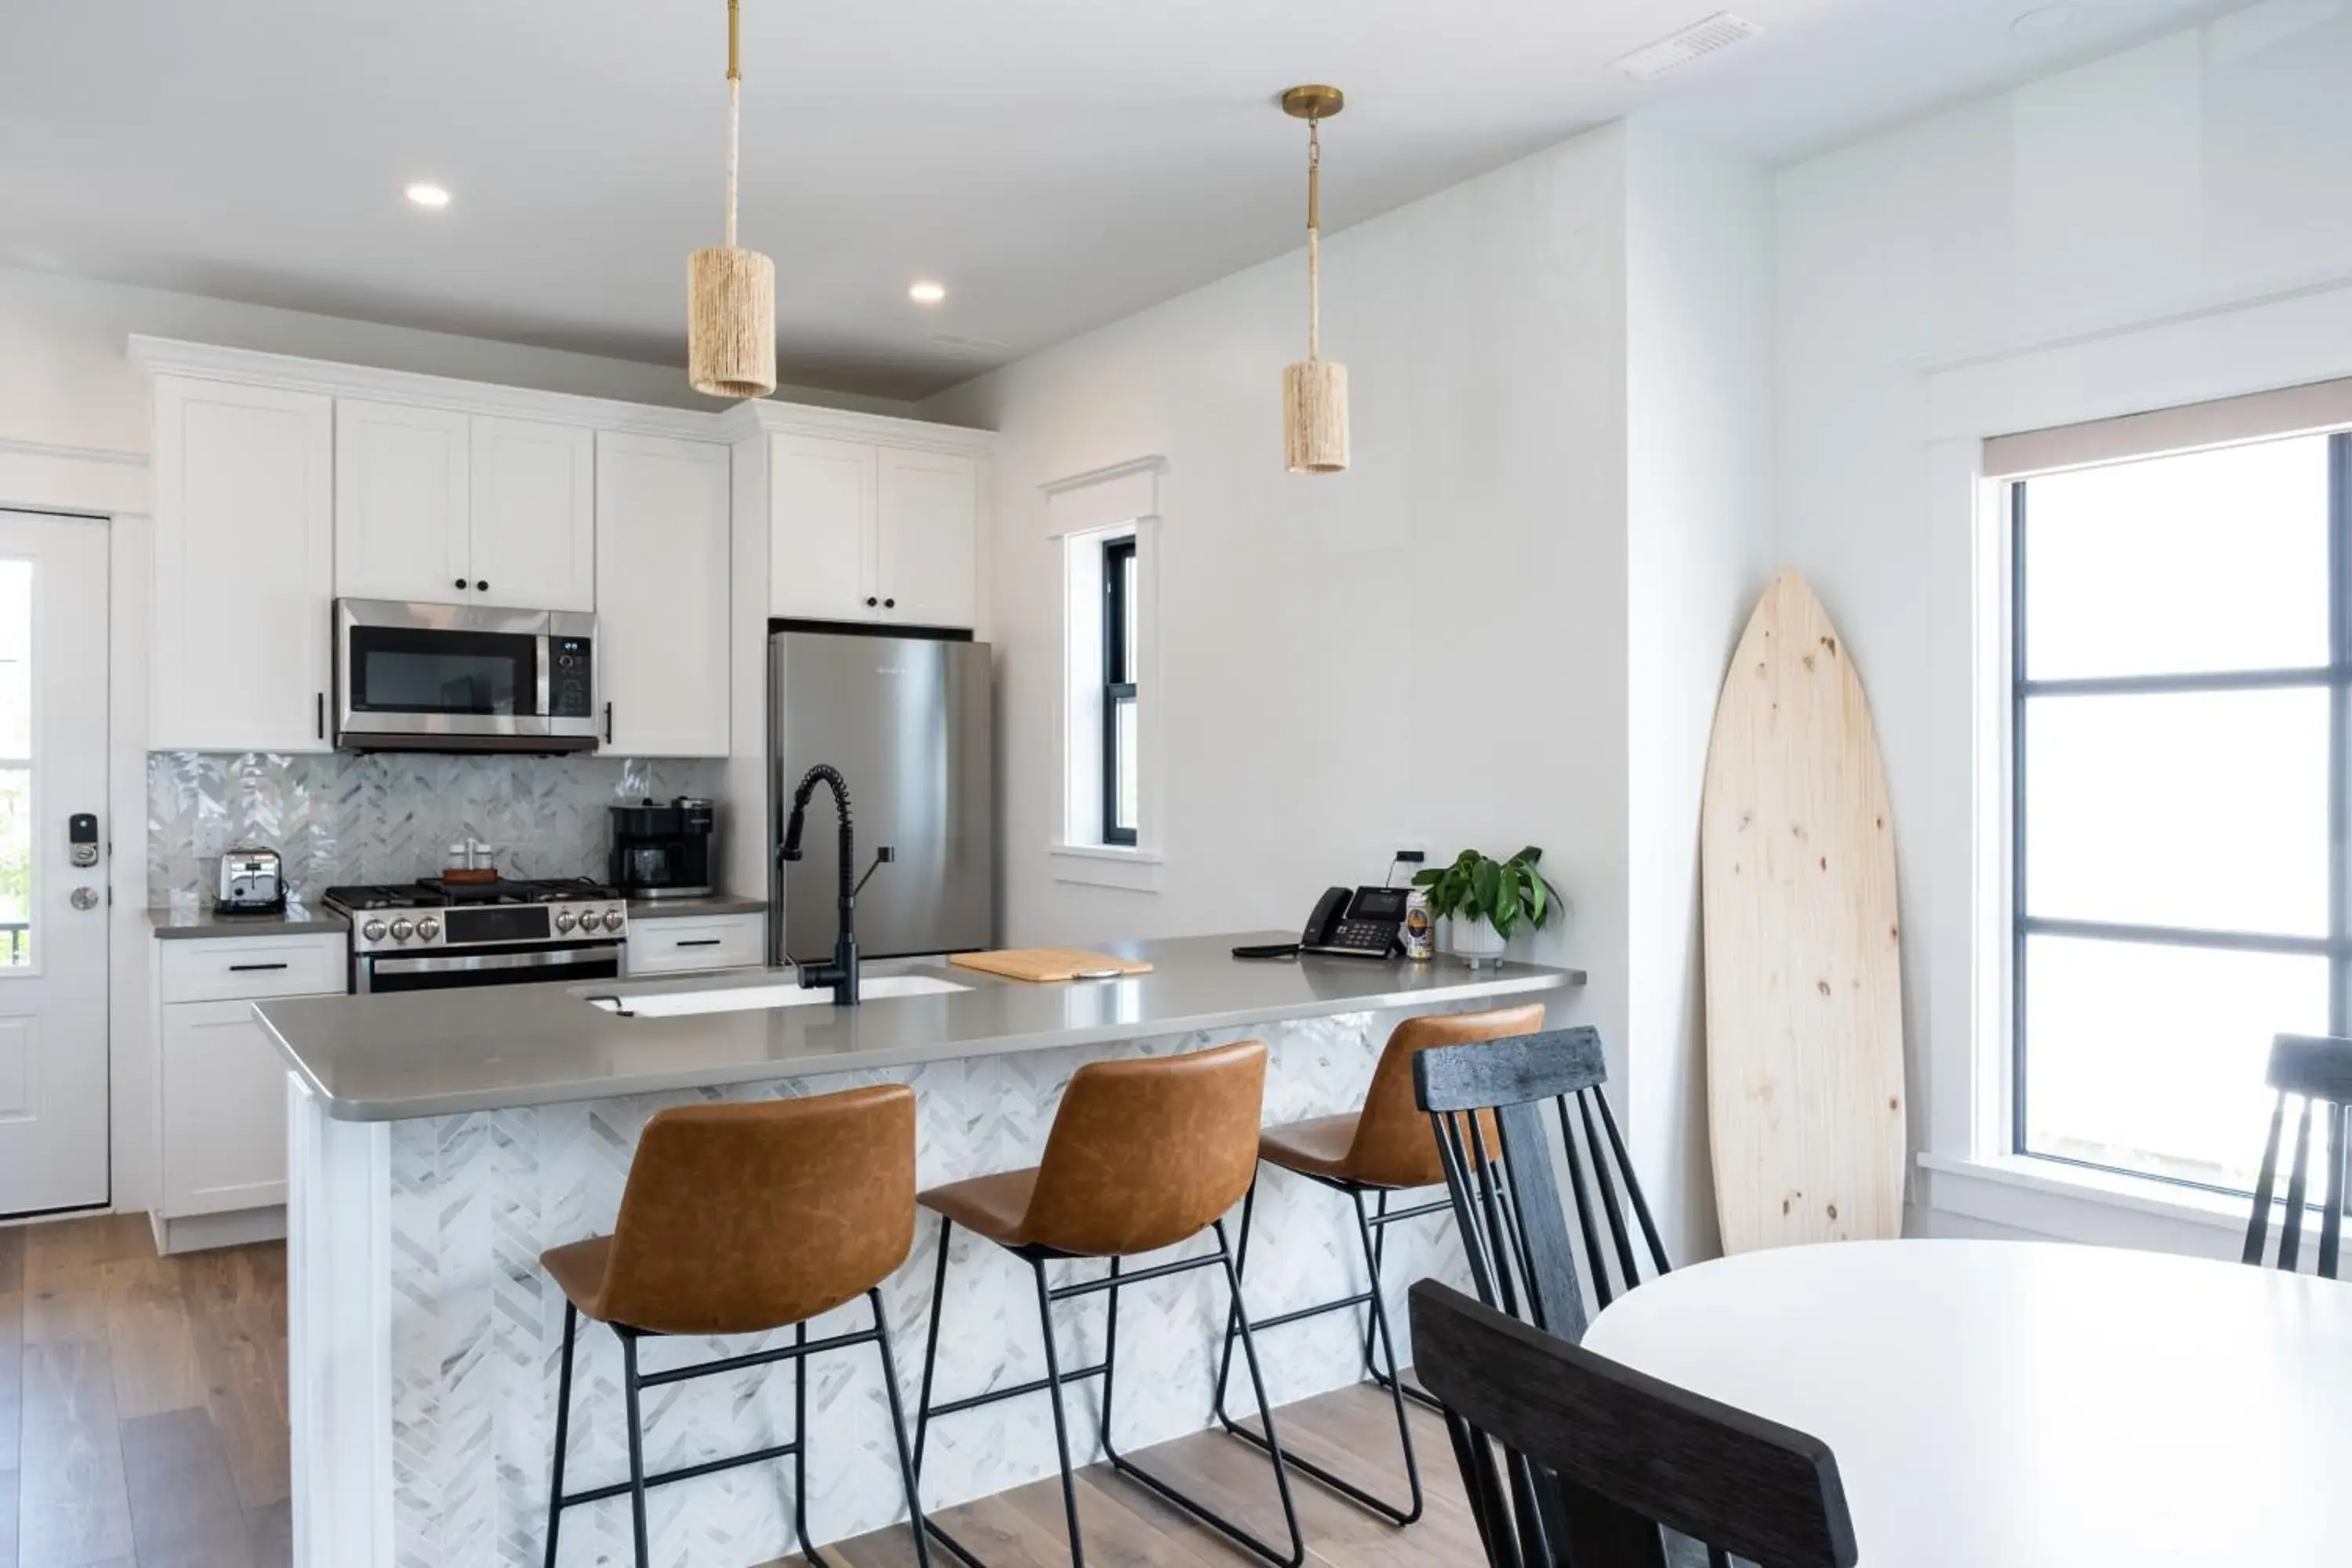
[1773,1,2352,1225]
[1623,123,1777,1259]
[923,125,1635,1081]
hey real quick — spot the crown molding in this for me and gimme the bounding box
[126,336,997,452]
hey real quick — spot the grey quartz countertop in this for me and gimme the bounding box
[256,932,1584,1123]
[624,895,767,920]
[147,903,348,940]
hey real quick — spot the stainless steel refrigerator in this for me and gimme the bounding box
[768,628,995,964]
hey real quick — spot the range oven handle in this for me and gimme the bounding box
[368,946,618,978]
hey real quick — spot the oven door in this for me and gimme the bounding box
[357,942,622,994]
[336,599,600,752]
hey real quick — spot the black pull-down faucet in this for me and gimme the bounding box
[779,764,892,1005]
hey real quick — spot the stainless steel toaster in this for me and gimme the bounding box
[216,847,285,913]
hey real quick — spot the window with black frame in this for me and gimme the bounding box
[2013,428,2351,1193]
[1102,534,1138,846]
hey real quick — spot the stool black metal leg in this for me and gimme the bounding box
[1094,1256,1121,1456]
[1359,1189,1440,1413]
[542,1301,578,1568]
[1348,1189,1425,1523]
[1210,1175,1259,1432]
[868,1288,937,1568]
[789,1319,826,1566]
[619,1327,652,1568]
[1032,1258,1091,1567]
[913,1217,953,1477]
[1099,1221,1305,1568]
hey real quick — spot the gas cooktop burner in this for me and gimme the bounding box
[321,876,622,913]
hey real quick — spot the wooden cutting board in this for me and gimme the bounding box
[949,948,1156,984]
[1701,569,1906,1254]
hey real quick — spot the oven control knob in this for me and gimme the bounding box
[601,908,626,933]
[389,917,416,943]
[416,916,441,942]
[554,909,579,934]
[362,920,388,943]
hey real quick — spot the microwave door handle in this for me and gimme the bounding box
[535,633,553,721]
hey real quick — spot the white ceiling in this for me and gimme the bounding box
[0,0,2244,399]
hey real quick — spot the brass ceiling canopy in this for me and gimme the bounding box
[1279,84,1348,474]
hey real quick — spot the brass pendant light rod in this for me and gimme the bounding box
[725,0,741,249]
[1280,85,1348,474]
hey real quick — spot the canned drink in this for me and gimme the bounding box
[1402,890,1436,960]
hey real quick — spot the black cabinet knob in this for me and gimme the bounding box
[453,578,466,589]
[866,597,879,608]
[477,580,488,592]
[884,597,895,609]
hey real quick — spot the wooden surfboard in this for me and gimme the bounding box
[1702,570,1905,1254]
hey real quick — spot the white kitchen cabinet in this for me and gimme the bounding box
[470,416,596,610]
[771,435,877,621]
[151,375,336,752]
[769,437,977,628]
[624,913,767,975]
[596,432,731,756]
[336,397,472,605]
[154,931,345,1226]
[876,448,979,629]
[336,402,595,610]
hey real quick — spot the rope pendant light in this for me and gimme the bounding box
[688,0,778,399]
[1281,85,1348,474]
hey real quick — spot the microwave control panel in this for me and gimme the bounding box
[550,636,594,718]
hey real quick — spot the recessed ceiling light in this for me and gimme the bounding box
[2010,2,2090,34]
[405,183,452,210]
[908,280,947,304]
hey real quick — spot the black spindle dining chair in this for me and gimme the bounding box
[1411,1025,1671,1342]
[1410,1279,1858,1568]
[2244,1033,2352,1279]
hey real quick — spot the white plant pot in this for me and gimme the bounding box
[1445,915,1508,967]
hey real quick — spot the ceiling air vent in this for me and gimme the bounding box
[1613,12,1762,80]
[929,332,1011,355]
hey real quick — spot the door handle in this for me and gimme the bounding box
[70,887,101,912]
[603,702,613,745]
[228,962,289,972]
[316,692,325,741]
[676,938,722,948]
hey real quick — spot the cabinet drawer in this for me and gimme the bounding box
[625,914,765,975]
[158,934,347,1004]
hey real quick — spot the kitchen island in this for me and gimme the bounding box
[260,933,1582,1568]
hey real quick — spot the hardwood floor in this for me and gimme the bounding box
[5,1214,1475,1568]
[4,1213,289,1568]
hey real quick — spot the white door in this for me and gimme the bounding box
[876,448,978,629]
[469,416,595,611]
[335,397,471,605]
[770,435,877,620]
[597,432,731,757]
[0,512,110,1215]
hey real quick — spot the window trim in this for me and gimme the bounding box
[1101,534,1137,848]
[2007,430,2352,1196]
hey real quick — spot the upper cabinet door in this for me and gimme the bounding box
[470,416,595,611]
[151,376,336,753]
[771,435,878,621]
[876,448,978,629]
[335,398,471,605]
[596,433,731,757]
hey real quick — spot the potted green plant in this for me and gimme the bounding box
[1413,846,1560,966]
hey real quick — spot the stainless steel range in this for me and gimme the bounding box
[321,877,629,994]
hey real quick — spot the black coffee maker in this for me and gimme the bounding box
[609,797,716,898]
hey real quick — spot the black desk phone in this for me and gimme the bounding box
[1300,885,1409,958]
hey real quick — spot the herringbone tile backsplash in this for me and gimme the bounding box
[147,751,728,905]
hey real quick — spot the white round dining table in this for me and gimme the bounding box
[1580,1239,2352,1566]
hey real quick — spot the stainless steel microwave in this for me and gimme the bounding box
[334,599,599,753]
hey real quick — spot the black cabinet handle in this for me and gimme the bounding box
[477,580,488,592]
[677,938,722,948]
[603,702,613,744]
[453,577,466,589]
[865,596,879,608]
[315,692,325,740]
[228,962,289,972]
[884,597,895,609]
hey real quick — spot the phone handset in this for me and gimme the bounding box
[1301,886,1351,948]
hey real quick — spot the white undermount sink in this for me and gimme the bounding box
[587,973,970,1018]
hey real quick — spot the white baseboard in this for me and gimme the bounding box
[154,1205,288,1255]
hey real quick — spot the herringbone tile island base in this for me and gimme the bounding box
[1,1213,1478,1568]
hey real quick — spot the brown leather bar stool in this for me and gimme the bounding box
[539,1085,932,1568]
[910,1039,1305,1568]
[1212,1002,1545,1526]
